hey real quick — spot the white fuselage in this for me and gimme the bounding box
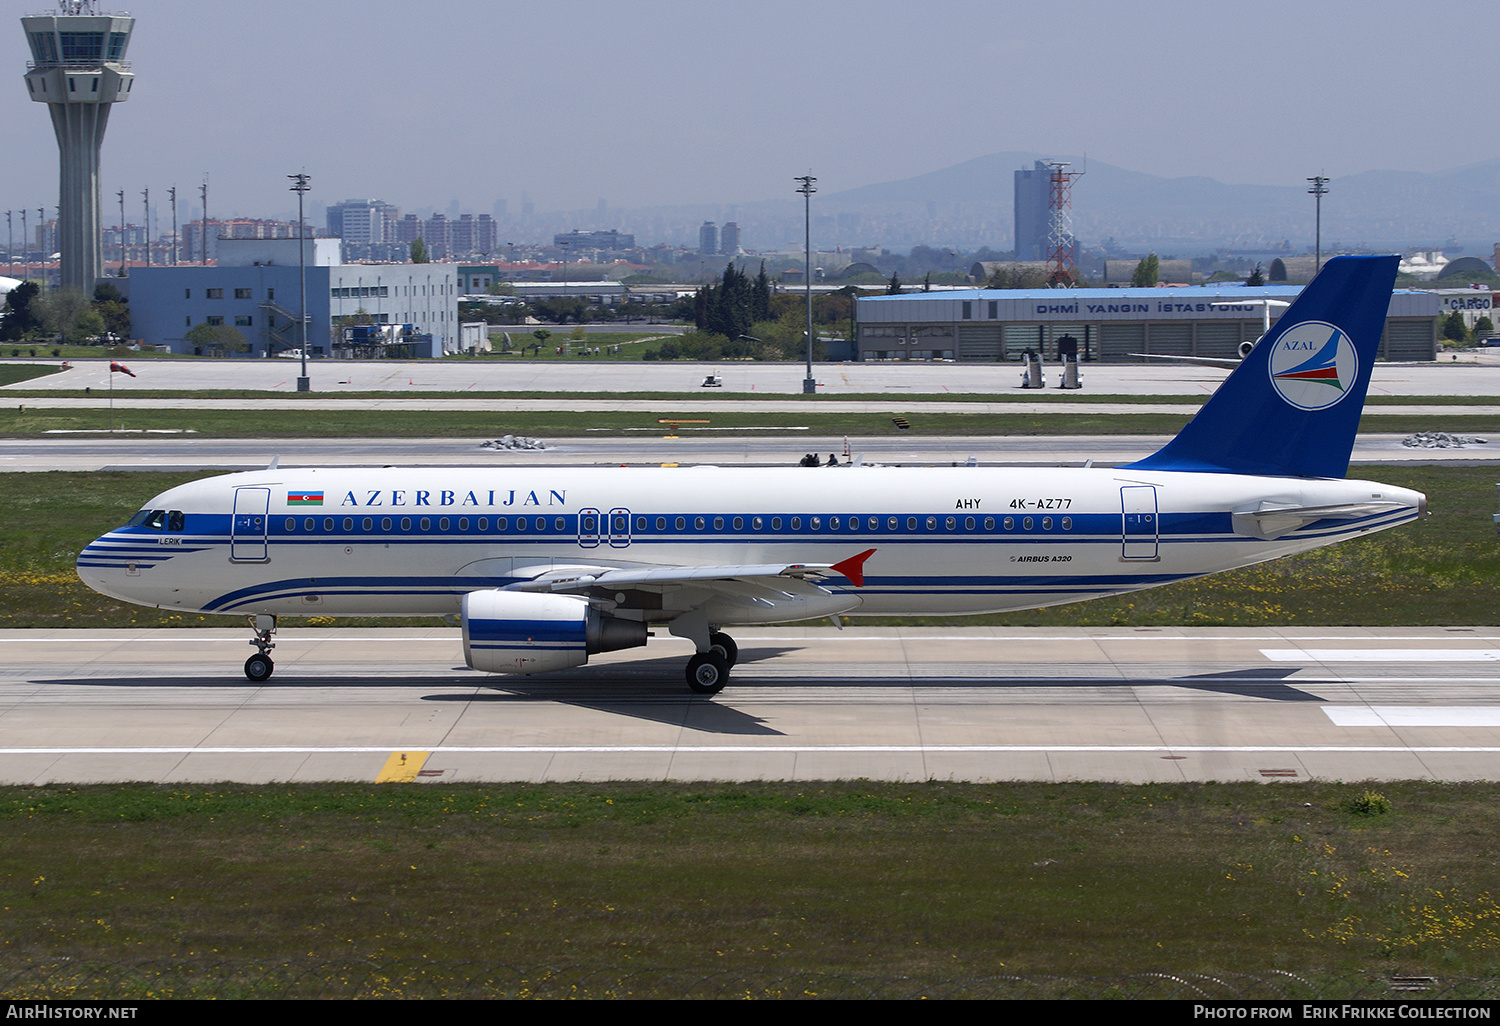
[76,464,1425,624]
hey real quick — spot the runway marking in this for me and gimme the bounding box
[7,745,1500,755]
[375,751,429,782]
[1323,706,1500,727]
[1264,649,1500,662]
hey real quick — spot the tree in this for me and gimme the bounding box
[1131,254,1159,288]
[886,272,902,295]
[183,322,249,355]
[1474,315,1494,339]
[0,281,42,342]
[34,288,99,344]
[1441,310,1470,343]
[1246,263,1265,287]
[410,238,429,264]
[752,262,772,323]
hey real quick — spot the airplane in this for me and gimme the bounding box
[77,255,1425,695]
[1131,298,1292,368]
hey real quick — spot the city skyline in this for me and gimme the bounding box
[4,0,1493,238]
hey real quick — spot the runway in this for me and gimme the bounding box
[4,626,1500,785]
[10,352,1500,396]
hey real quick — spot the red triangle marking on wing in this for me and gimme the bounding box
[829,548,877,587]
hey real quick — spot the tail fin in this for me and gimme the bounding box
[1124,254,1399,479]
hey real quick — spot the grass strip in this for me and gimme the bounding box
[0,781,1497,993]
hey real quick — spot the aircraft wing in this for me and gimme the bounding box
[1128,353,1241,370]
[1231,500,1413,540]
[510,549,876,593]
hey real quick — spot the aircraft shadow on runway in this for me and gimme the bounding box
[33,661,1326,738]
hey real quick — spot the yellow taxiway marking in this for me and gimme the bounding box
[376,751,429,782]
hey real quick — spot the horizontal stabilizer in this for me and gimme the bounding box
[1231,500,1411,540]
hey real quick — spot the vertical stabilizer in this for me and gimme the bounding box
[1124,254,1399,479]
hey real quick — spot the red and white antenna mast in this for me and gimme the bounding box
[1044,160,1085,286]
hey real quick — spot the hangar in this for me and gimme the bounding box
[854,285,1440,363]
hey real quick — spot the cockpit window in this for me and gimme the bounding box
[127,509,183,531]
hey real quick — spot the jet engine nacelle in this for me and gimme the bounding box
[461,589,647,675]
[1239,338,1258,359]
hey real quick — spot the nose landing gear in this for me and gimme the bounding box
[245,614,277,681]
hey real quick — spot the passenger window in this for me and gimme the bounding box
[1062,517,1072,530]
[791,517,801,530]
[440,518,450,531]
[771,517,782,530]
[811,517,822,530]
[926,516,936,530]
[1043,517,1053,530]
[830,517,840,530]
[733,517,743,530]
[381,517,392,531]
[1003,517,1014,530]
[676,517,686,530]
[285,518,295,531]
[1023,517,1033,530]
[555,517,565,531]
[304,517,314,531]
[402,518,413,531]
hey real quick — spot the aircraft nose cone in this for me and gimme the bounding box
[75,537,127,599]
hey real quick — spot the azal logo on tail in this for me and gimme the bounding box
[1267,321,1358,412]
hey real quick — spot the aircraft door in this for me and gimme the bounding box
[577,508,602,548]
[1120,485,1159,561]
[231,487,271,562]
[608,507,632,548]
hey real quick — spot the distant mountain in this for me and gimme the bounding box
[561,153,1500,257]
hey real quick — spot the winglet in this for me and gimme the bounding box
[830,548,876,587]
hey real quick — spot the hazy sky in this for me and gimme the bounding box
[4,0,1495,228]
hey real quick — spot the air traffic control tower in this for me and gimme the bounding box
[21,2,134,290]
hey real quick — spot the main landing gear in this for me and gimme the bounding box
[245,614,276,682]
[686,631,738,694]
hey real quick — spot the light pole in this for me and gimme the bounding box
[115,190,124,276]
[1307,175,1329,274]
[289,173,311,392]
[796,174,817,394]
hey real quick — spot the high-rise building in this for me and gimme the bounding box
[1013,161,1051,262]
[719,222,740,255]
[325,199,398,245]
[699,221,718,255]
[21,1,135,289]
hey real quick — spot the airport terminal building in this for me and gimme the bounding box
[854,285,1442,363]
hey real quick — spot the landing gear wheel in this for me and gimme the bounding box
[686,651,730,694]
[244,654,274,682]
[708,631,738,668]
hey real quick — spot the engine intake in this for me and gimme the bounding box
[461,589,647,675]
